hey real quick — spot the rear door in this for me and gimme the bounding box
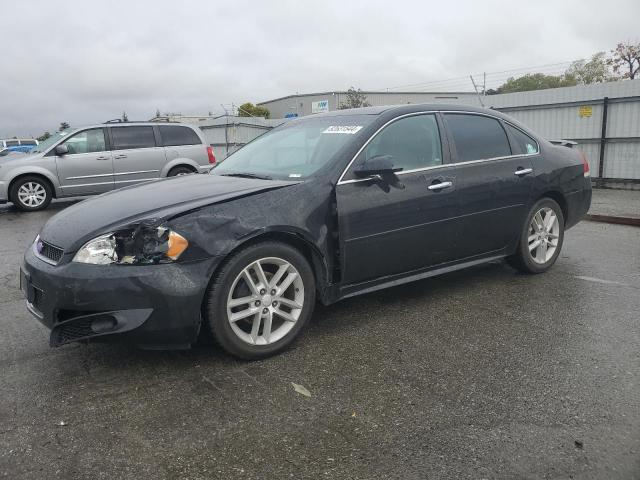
[442,113,535,259]
[336,113,460,285]
[54,128,114,196]
[158,125,207,170]
[109,126,166,188]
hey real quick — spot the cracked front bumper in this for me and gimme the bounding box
[21,245,220,348]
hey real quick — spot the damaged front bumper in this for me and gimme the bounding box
[21,245,220,349]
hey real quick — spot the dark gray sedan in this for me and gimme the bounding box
[21,104,591,359]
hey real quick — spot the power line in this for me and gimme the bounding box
[381,59,581,92]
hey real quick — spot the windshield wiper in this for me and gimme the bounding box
[219,172,273,180]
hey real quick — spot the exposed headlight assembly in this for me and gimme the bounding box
[72,223,189,265]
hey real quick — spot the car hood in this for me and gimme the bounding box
[0,151,39,164]
[39,174,298,251]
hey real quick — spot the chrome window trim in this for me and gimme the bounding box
[336,110,541,186]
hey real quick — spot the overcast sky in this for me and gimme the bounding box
[2,0,638,137]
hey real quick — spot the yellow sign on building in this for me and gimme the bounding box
[578,106,593,118]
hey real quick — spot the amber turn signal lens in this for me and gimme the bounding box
[166,231,189,260]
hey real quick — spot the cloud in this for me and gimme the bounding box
[1,0,638,137]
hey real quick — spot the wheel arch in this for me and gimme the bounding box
[8,171,58,200]
[161,158,200,177]
[208,229,331,302]
[537,190,568,225]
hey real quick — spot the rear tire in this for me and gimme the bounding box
[507,198,564,274]
[167,166,195,177]
[203,241,316,359]
[9,175,53,211]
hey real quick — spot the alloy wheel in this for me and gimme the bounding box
[17,182,47,208]
[528,207,560,264]
[226,257,305,345]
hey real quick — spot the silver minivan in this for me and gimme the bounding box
[0,122,215,211]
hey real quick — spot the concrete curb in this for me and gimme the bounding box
[586,214,640,227]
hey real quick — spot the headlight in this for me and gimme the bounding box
[72,224,189,265]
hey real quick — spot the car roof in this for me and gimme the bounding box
[326,103,501,117]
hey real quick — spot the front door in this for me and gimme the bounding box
[55,128,114,196]
[442,113,535,259]
[336,113,460,285]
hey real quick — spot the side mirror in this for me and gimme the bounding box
[353,155,402,178]
[55,144,69,156]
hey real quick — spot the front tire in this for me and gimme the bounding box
[10,176,53,211]
[204,241,316,359]
[507,198,565,274]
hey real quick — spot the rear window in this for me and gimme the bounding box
[159,125,201,147]
[505,124,539,155]
[111,126,157,150]
[444,113,511,162]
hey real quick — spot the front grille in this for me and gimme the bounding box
[38,240,64,264]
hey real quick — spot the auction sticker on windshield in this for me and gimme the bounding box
[322,126,363,134]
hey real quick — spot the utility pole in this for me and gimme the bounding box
[470,75,485,107]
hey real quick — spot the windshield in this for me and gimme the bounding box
[31,130,71,153]
[211,115,374,180]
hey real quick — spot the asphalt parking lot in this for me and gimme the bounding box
[1,199,639,479]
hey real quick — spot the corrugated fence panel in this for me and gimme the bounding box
[604,142,640,179]
[607,100,640,138]
[503,104,603,140]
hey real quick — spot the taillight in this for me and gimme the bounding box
[207,146,216,164]
[579,151,590,177]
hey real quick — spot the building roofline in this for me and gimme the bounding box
[257,90,475,105]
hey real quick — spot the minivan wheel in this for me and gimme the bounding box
[10,176,52,211]
[507,198,565,274]
[204,241,316,359]
[168,166,195,177]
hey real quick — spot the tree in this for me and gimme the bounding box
[494,73,577,94]
[155,108,161,117]
[608,42,640,79]
[122,111,128,122]
[59,122,70,131]
[338,87,371,109]
[237,102,270,118]
[566,52,615,84]
[37,131,51,142]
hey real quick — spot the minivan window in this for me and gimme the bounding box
[159,125,201,146]
[6,140,19,147]
[444,113,511,162]
[359,114,442,173]
[20,140,37,146]
[61,128,106,154]
[505,123,539,155]
[111,126,156,150]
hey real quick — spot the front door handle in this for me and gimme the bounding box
[96,156,110,161]
[427,181,453,191]
[514,168,533,176]
[114,154,127,160]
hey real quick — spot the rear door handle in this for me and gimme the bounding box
[114,154,127,160]
[96,156,110,161]
[514,168,533,176]
[427,181,453,191]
